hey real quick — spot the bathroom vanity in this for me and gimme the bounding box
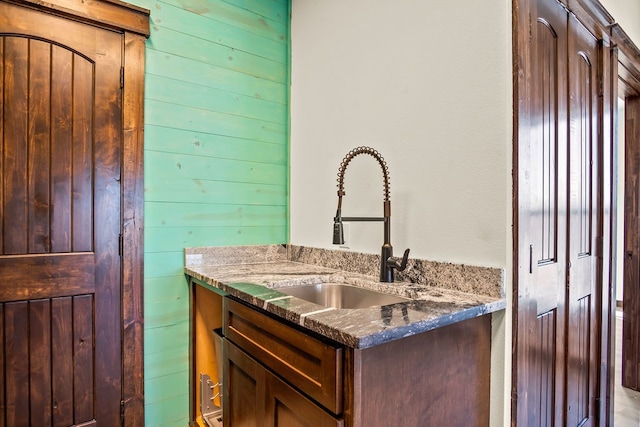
[186,245,505,427]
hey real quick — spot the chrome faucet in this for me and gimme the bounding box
[332,146,410,282]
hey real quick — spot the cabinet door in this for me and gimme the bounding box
[224,339,343,427]
[224,338,267,426]
[264,369,344,427]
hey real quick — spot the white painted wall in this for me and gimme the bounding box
[290,1,512,425]
[290,1,512,266]
[288,1,640,425]
[601,0,640,47]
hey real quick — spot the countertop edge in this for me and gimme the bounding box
[185,264,506,349]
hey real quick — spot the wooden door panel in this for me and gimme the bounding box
[70,58,94,253]
[567,295,592,423]
[52,297,75,426]
[0,253,95,301]
[567,14,599,427]
[50,45,74,254]
[73,294,95,422]
[517,0,568,424]
[531,0,568,318]
[29,299,53,427]
[517,0,603,425]
[2,36,29,255]
[1,296,96,426]
[535,309,557,427]
[28,39,53,254]
[4,301,29,427]
[1,36,95,255]
[0,2,123,425]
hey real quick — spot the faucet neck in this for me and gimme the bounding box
[383,200,391,245]
[336,146,390,203]
[334,146,404,283]
[380,243,394,282]
[381,200,392,281]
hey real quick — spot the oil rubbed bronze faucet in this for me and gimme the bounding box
[332,146,410,282]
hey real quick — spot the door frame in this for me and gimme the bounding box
[0,0,149,424]
[613,19,640,402]
[512,0,619,424]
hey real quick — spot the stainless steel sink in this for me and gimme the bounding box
[273,283,409,309]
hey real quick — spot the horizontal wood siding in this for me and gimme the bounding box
[128,0,290,425]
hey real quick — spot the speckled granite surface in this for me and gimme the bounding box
[288,245,504,298]
[184,245,506,349]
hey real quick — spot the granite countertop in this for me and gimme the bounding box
[184,245,506,349]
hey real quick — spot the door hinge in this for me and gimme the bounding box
[594,397,601,421]
[120,399,125,425]
[119,234,124,257]
[120,67,125,88]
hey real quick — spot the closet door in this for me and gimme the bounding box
[516,0,602,425]
[516,0,568,423]
[566,14,600,427]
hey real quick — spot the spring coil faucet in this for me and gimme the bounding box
[333,146,410,282]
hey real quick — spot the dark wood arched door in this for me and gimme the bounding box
[515,0,603,424]
[566,15,600,427]
[0,2,123,425]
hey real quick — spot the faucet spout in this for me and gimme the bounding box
[332,146,410,283]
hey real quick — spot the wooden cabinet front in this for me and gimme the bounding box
[221,295,492,427]
[224,339,266,426]
[224,338,344,427]
[223,297,343,414]
[345,314,491,427]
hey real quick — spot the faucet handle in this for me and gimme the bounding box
[386,248,410,272]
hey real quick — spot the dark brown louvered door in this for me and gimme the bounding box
[0,2,123,426]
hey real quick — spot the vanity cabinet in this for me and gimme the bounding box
[222,296,492,427]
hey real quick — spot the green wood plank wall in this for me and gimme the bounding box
[125,0,290,425]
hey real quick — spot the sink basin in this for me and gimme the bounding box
[273,283,409,309]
